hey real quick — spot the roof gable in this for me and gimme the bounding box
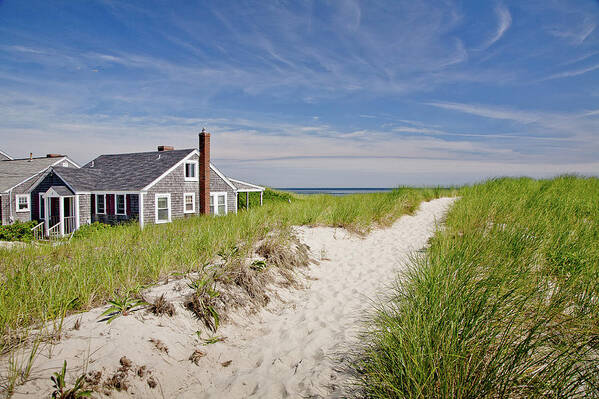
[0,156,76,192]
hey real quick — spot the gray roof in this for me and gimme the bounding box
[0,157,69,192]
[48,186,74,196]
[54,149,196,191]
[228,178,265,192]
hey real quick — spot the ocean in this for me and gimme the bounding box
[276,188,394,196]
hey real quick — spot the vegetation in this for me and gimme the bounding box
[0,221,36,242]
[0,187,451,351]
[50,361,91,398]
[357,176,599,398]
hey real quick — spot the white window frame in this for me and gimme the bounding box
[155,193,171,224]
[184,161,198,182]
[96,194,106,215]
[16,194,30,213]
[210,192,227,216]
[39,193,45,220]
[116,194,127,215]
[183,192,196,214]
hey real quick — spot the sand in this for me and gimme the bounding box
[5,197,455,398]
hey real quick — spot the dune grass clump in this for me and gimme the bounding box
[357,176,599,398]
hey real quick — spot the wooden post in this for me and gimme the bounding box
[75,195,80,230]
[59,196,64,237]
[260,191,263,206]
[44,195,49,237]
[246,192,249,209]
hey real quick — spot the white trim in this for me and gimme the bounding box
[210,191,227,216]
[75,194,80,230]
[95,194,106,215]
[51,156,80,169]
[210,163,237,191]
[184,161,199,182]
[0,149,12,160]
[116,194,127,215]
[142,150,198,191]
[229,178,265,191]
[183,192,196,214]
[39,193,45,220]
[15,194,30,212]
[155,193,171,224]
[139,193,145,229]
[83,191,140,195]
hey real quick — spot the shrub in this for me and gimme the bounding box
[0,221,37,242]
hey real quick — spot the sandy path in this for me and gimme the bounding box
[7,197,455,399]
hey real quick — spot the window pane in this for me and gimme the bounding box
[210,205,215,214]
[158,208,168,221]
[218,195,225,205]
[218,204,226,215]
[185,195,193,205]
[210,196,214,206]
[185,163,196,178]
[158,198,168,209]
[97,196,105,213]
[117,195,125,213]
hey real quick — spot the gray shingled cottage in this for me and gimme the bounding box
[4,130,264,238]
[0,152,80,225]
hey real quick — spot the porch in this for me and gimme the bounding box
[32,186,78,240]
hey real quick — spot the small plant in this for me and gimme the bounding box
[100,295,147,324]
[147,294,176,317]
[195,332,226,345]
[50,361,92,398]
[250,260,267,271]
[217,245,239,262]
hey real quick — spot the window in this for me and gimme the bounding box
[62,161,69,167]
[39,193,45,219]
[96,194,106,214]
[116,194,126,215]
[184,161,198,181]
[184,193,195,213]
[16,194,30,212]
[210,192,227,215]
[155,194,171,223]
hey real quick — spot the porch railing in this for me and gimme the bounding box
[64,216,76,235]
[48,222,61,241]
[31,222,45,241]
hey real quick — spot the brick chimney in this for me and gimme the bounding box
[46,154,64,158]
[199,128,210,215]
[157,145,174,151]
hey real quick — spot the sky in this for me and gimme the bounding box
[1,0,598,187]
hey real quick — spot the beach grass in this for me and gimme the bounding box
[0,187,453,351]
[357,176,599,398]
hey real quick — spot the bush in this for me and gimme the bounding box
[0,221,37,241]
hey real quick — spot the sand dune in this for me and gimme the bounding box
[8,197,455,398]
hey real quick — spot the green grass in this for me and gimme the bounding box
[357,176,599,398]
[0,187,453,351]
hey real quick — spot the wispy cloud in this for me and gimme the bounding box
[549,17,596,45]
[425,102,539,124]
[542,62,599,81]
[478,4,511,50]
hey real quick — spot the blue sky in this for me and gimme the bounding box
[1,0,598,187]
